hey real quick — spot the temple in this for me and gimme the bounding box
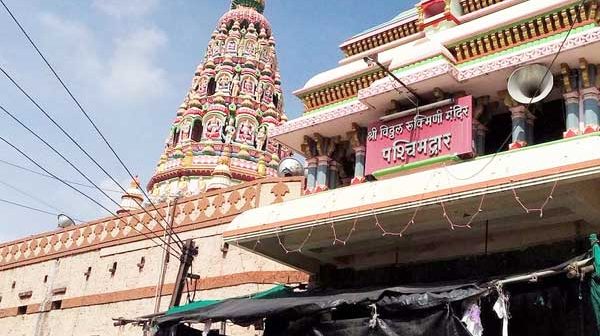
[1,0,600,335]
[148,0,288,200]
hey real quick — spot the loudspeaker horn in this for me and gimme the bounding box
[507,64,554,104]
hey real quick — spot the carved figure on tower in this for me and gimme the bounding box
[255,126,267,151]
[224,117,236,144]
[204,115,224,141]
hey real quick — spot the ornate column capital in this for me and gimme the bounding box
[563,91,580,104]
[353,146,366,155]
[581,87,600,101]
[300,135,317,159]
[509,105,527,119]
[346,123,367,149]
[561,63,576,93]
[305,157,318,166]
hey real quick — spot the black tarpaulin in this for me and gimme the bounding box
[158,282,487,326]
[263,305,472,336]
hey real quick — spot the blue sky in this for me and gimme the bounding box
[0,0,411,243]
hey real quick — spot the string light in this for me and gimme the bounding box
[276,226,314,254]
[235,157,564,255]
[510,157,564,218]
[331,217,358,246]
[441,193,486,230]
[512,179,558,218]
[373,208,420,237]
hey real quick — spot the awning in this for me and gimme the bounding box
[165,284,292,316]
[158,282,487,325]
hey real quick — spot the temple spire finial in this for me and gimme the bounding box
[231,0,265,13]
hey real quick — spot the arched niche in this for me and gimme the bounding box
[190,118,203,142]
[243,40,257,58]
[235,115,258,146]
[207,77,217,96]
[216,73,232,94]
[172,126,181,147]
[202,113,226,142]
[225,37,238,55]
[261,83,274,105]
[241,75,257,97]
[255,124,269,151]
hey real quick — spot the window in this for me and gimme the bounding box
[43,275,48,283]
[109,262,118,276]
[51,300,62,310]
[17,306,27,315]
[11,281,16,289]
[172,129,180,147]
[84,266,92,280]
[191,120,202,142]
[207,78,217,96]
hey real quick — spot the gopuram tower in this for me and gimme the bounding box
[148,0,288,200]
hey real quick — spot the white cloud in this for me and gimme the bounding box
[38,14,170,105]
[93,0,160,18]
[101,28,169,102]
[39,13,103,82]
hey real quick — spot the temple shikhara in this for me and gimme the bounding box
[148,0,288,199]
[1,0,600,335]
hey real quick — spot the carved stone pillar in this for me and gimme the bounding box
[352,146,366,185]
[563,91,580,138]
[328,160,338,190]
[315,156,330,192]
[582,87,600,134]
[579,59,599,134]
[301,136,318,193]
[312,133,339,193]
[526,112,536,146]
[561,63,581,138]
[472,120,487,155]
[347,123,367,185]
[472,96,489,156]
[509,105,528,150]
[500,91,530,150]
[305,158,318,192]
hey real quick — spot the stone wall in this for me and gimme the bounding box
[0,178,308,335]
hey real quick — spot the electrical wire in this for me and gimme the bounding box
[0,134,182,259]
[0,158,122,194]
[0,0,185,248]
[0,178,85,221]
[0,197,83,221]
[0,66,184,249]
[0,103,182,255]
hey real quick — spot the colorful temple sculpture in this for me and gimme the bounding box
[147,0,288,200]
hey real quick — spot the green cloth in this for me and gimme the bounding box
[590,234,600,333]
[166,284,291,316]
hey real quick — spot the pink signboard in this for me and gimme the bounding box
[365,96,473,175]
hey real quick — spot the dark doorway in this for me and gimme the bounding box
[484,111,512,155]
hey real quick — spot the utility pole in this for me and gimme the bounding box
[153,196,179,313]
[169,239,198,308]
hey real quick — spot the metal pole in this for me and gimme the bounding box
[369,57,421,107]
[170,239,198,308]
[154,197,178,313]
